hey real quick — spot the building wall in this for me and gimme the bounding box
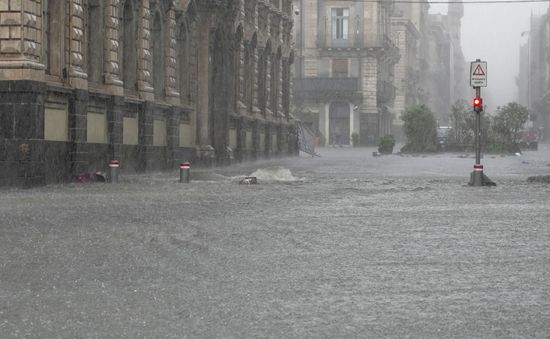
[293,0,398,146]
[0,0,296,187]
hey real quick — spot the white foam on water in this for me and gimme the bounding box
[249,166,301,182]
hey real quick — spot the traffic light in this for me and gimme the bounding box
[473,97,483,112]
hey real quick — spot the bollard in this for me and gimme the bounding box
[180,162,190,183]
[108,160,120,183]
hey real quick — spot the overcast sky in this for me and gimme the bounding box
[430,0,548,111]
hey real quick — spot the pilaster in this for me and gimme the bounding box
[167,106,180,167]
[68,0,87,88]
[196,12,211,146]
[138,0,154,100]
[104,0,123,92]
[265,49,271,115]
[69,89,89,176]
[165,6,179,103]
[0,0,44,80]
[138,101,154,171]
[107,95,124,161]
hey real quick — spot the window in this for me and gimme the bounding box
[332,58,348,77]
[331,8,349,40]
[87,1,103,84]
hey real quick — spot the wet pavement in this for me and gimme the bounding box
[1,146,550,338]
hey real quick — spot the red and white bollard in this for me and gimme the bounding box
[180,162,190,183]
[109,160,120,183]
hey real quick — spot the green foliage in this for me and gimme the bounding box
[378,134,395,154]
[449,100,475,145]
[491,102,529,148]
[401,105,438,153]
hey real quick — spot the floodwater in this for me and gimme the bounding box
[1,146,550,338]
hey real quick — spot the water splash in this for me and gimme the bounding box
[249,166,301,182]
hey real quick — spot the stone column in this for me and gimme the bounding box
[104,0,123,93]
[277,54,283,117]
[360,55,379,145]
[251,42,260,113]
[165,6,179,104]
[137,0,154,100]
[320,103,329,146]
[349,102,355,136]
[196,12,211,146]
[167,107,181,168]
[236,35,246,114]
[235,0,246,114]
[138,101,154,171]
[68,90,89,177]
[68,0,87,88]
[265,49,271,115]
[107,95,124,162]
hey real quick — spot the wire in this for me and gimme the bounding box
[360,0,550,3]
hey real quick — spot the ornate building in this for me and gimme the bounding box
[292,0,399,146]
[0,0,295,186]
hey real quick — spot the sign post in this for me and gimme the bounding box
[469,59,495,187]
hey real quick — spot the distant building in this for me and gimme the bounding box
[391,1,429,139]
[0,0,296,187]
[391,0,467,138]
[518,12,550,141]
[292,0,399,146]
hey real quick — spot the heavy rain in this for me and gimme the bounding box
[1,0,550,337]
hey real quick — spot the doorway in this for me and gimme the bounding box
[329,102,350,146]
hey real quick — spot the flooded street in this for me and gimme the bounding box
[1,147,550,338]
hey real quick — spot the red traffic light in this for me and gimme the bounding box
[473,97,483,112]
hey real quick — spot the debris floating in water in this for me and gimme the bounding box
[239,176,258,185]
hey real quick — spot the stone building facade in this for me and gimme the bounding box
[390,0,428,139]
[292,0,399,146]
[391,1,468,135]
[518,12,550,141]
[0,0,296,187]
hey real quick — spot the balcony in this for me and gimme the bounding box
[294,77,361,102]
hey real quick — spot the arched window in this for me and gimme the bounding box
[44,0,65,77]
[87,1,104,83]
[121,0,137,91]
[152,11,164,98]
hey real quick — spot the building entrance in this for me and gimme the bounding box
[329,102,350,146]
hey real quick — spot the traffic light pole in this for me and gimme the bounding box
[469,86,495,187]
[475,86,481,166]
[469,59,495,186]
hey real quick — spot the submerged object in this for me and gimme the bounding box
[239,176,258,185]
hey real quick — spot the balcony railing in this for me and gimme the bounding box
[294,77,361,101]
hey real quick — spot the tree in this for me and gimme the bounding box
[491,102,529,149]
[401,104,438,152]
[449,100,475,145]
